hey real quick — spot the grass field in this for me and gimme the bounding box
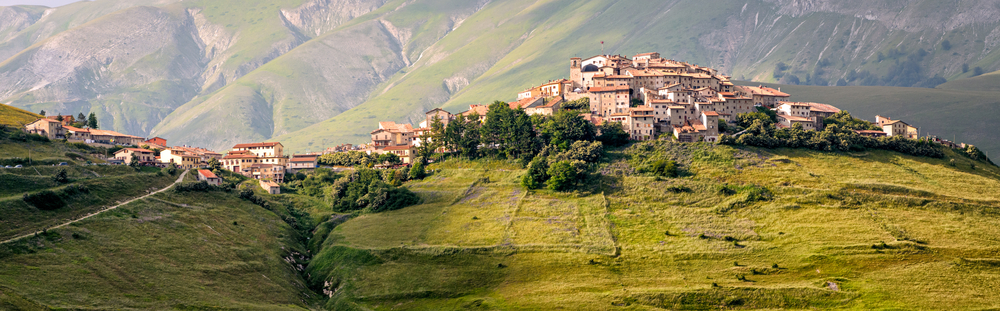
[2,138,998,310]
[0,137,175,241]
[306,143,1000,310]
[0,190,317,310]
[0,104,41,127]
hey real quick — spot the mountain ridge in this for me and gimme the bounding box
[1,0,998,155]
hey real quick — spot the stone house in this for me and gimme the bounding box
[197,169,222,186]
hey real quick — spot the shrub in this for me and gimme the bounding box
[174,181,215,192]
[52,169,69,184]
[23,190,66,210]
[521,156,549,189]
[597,122,630,147]
[409,158,426,180]
[642,160,677,178]
[546,161,579,191]
[329,169,421,213]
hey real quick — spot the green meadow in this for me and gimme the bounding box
[308,142,1000,310]
[2,138,999,310]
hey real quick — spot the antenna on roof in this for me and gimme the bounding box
[601,41,605,55]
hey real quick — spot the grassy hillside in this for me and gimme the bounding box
[0,189,319,310]
[937,69,1000,92]
[0,104,40,126]
[0,134,181,241]
[732,81,1000,159]
[307,143,1000,309]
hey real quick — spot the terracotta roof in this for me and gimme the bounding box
[198,169,219,179]
[290,155,318,162]
[807,102,841,113]
[631,106,654,111]
[262,181,280,188]
[459,105,490,117]
[425,108,451,114]
[588,85,630,92]
[741,86,791,97]
[511,97,543,109]
[650,99,676,104]
[702,111,720,116]
[63,125,89,132]
[232,142,281,148]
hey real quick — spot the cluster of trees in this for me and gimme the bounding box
[425,100,629,163]
[329,169,421,213]
[720,111,944,158]
[317,151,401,167]
[417,100,628,191]
[561,98,590,111]
[39,112,99,129]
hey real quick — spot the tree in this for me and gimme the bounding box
[52,169,69,184]
[554,140,604,163]
[129,153,141,169]
[444,113,481,158]
[409,157,426,180]
[546,161,578,191]
[973,66,985,77]
[480,100,538,159]
[643,160,677,178]
[39,110,46,116]
[736,111,774,128]
[597,122,629,147]
[377,152,401,165]
[541,111,596,150]
[417,116,447,159]
[521,156,549,189]
[941,40,952,51]
[87,113,99,129]
[823,111,880,131]
[56,114,64,122]
[207,158,222,171]
[77,113,87,123]
[962,63,970,73]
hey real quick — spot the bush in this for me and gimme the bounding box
[52,169,69,184]
[597,122,630,147]
[329,169,421,213]
[23,190,66,210]
[642,160,677,178]
[409,158,426,180]
[546,161,579,191]
[174,181,215,192]
[521,156,549,190]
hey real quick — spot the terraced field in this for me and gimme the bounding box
[308,143,1000,310]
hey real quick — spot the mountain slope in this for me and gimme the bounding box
[0,103,41,126]
[273,0,1000,154]
[3,0,1000,154]
[151,0,490,150]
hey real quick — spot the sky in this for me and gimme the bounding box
[0,0,81,7]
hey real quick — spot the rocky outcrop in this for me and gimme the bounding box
[280,0,388,37]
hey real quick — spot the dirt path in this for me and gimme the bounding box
[1,169,189,245]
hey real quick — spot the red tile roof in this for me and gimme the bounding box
[232,142,281,148]
[702,111,720,116]
[383,145,412,151]
[588,85,630,92]
[198,169,219,179]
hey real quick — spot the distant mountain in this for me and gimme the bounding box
[1,0,998,153]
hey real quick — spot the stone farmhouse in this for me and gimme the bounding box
[875,115,919,139]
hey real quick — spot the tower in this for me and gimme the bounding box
[570,57,582,88]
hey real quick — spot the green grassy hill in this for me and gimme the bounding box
[731,81,1000,158]
[305,142,1000,309]
[0,104,40,127]
[3,132,998,309]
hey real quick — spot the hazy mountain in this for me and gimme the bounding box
[1,0,998,155]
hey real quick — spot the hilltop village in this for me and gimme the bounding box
[16,52,978,191]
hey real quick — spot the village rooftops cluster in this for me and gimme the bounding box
[354,52,959,154]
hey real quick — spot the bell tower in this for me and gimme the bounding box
[570,57,582,88]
